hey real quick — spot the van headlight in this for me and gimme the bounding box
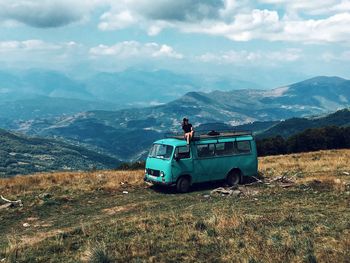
[160,171,165,177]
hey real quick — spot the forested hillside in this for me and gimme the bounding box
[257,126,350,156]
[0,129,120,177]
[258,108,350,139]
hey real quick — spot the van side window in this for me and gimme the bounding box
[236,141,251,153]
[197,144,215,158]
[175,145,190,159]
[215,143,225,155]
[215,142,234,156]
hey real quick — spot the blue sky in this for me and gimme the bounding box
[0,0,350,87]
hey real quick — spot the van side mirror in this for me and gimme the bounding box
[174,153,179,161]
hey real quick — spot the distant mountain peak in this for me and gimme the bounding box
[294,76,348,86]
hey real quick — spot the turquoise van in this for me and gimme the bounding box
[144,131,258,192]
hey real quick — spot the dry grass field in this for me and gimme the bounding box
[1,149,349,262]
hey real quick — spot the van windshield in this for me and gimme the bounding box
[148,144,174,160]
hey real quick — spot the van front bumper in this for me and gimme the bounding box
[144,175,173,186]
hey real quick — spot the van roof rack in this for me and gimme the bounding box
[164,130,253,141]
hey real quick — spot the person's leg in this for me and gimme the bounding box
[190,131,194,140]
[185,132,190,144]
[187,131,194,142]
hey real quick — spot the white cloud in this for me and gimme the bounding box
[197,48,302,64]
[259,0,350,16]
[183,9,281,41]
[280,12,350,42]
[0,40,64,52]
[267,49,302,61]
[152,44,184,59]
[0,39,84,70]
[179,9,350,43]
[2,0,349,43]
[321,50,350,61]
[0,39,183,71]
[98,10,136,31]
[89,41,183,59]
[94,0,350,43]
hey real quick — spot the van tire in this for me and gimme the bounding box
[176,176,191,193]
[226,170,241,186]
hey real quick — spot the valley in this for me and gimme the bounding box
[1,75,350,175]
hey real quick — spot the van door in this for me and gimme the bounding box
[171,145,193,182]
[193,143,218,183]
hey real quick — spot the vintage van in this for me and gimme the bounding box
[144,131,258,192]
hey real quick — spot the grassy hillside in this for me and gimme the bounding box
[0,129,120,177]
[1,149,349,262]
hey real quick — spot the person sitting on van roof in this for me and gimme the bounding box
[182,117,194,144]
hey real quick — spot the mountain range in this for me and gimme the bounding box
[0,69,262,125]
[256,108,350,139]
[0,96,120,126]
[1,108,349,176]
[8,76,349,161]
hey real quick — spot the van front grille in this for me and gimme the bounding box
[146,168,160,177]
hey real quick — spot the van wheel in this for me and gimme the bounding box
[226,170,241,187]
[176,177,191,193]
